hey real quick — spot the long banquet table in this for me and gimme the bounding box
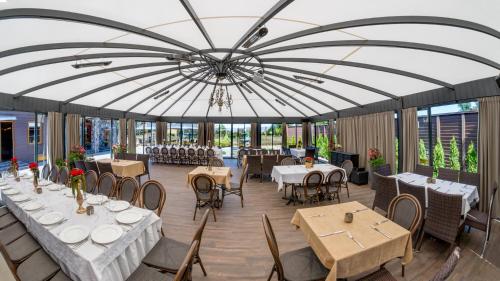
[0,176,161,281]
[271,164,345,192]
[394,172,479,215]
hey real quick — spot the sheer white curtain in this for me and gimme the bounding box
[402,108,418,172]
[47,112,63,168]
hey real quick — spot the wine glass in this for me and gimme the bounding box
[108,196,117,211]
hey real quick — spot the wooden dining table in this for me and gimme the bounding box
[291,201,413,281]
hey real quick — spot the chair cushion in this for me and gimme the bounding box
[357,267,397,281]
[17,250,60,281]
[465,209,488,231]
[142,237,190,272]
[6,233,41,263]
[280,247,329,281]
[126,264,174,281]
[50,270,73,281]
[0,221,26,245]
[0,207,9,216]
[0,213,18,229]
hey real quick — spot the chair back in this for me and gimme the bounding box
[238,164,249,190]
[174,240,200,281]
[206,148,215,158]
[191,174,217,203]
[170,147,178,157]
[305,147,316,159]
[437,168,459,182]
[429,247,461,281]
[197,148,205,158]
[49,165,59,183]
[424,188,462,244]
[41,164,50,180]
[302,170,324,198]
[487,183,498,221]
[459,171,479,187]
[261,214,285,281]
[137,154,150,175]
[123,153,137,161]
[84,170,98,194]
[145,147,152,154]
[187,148,196,157]
[388,194,423,235]
[84,161,99,175]
[372,172,398,213]
[161,147,169,156]
[373,163,392,176]
[341,160,354,178]
[397,180,427,214]
[97,161,113,175]
[191,209,210,256]
[325,169,345,193]
[178,147,186,157]
[152,147,160,155]
[58,166,69,185]
[74,160,87,172]
[208,158,224,167]
[415,164,433,178]
[117,177,140,204]
[97,172,116,197]
[246,155,262,174]
[282,147,291,155]
[237,149,245,158]
[262,155,276,175]
[139,180,166,216]
[280,157,295,166]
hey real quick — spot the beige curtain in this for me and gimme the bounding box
[337,111,395,172]
[402,108,419,172]
[479,96,500,216]
[281,122,287,148]
[206,122,214,146]
[302,121,311,147]
[126,119,136,153]
[250,123,258,147]
[65,114,81,156]
[119,118,127,145]
[155,121,162,145]
[47,112,63,168]
[197,122,206,146]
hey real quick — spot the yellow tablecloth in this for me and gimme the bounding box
[291,201,413,281]
[187,166,232,189]
[98,159,145,178]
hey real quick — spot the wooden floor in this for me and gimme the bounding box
[154,160,500,281]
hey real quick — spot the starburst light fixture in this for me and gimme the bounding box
[209,83,233,112]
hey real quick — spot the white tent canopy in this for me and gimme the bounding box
[0,0,499,118]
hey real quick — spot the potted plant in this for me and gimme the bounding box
[112,143,127,161]
[70,168,87,214]
[368,148,385,186]
[68,145,86,168]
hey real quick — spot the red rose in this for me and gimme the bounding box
[11,157,17,162]
[70,168,84,177]
[28,162,38,170]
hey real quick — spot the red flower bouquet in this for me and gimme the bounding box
[28,162,38,170]
[368,148,385,168]
[70,168,84,177]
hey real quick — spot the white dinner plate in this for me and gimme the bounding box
[87,195,108,205]
[10,194,30,202]
[59,225,89,244]
[3,189,20,195]
[0,181,8,186]
[106,200,130,212]
[38,212,65,225]
[91,224,123,244]
[115,210,143,224]
[23,201,43,211]
[0,185,11,190]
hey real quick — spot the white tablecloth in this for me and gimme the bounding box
[290,148,306,158]
[0,177,161,281]
[394,172,479,215]
[271,164,345,192]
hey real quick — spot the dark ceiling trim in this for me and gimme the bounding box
[179,0,216,49]
[248,16,500,51]
[182,80,211,117]
[0,8,199,52]
[237,40,500,70]
[243,82,284,118]
[160,72,210,116]
[260,57,454,89]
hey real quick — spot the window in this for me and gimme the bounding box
[83,117,112,156]
[28,121,42,144]
[315,121,329,160]
[170,123,181,145]
[214,123,231,157]
[261,123,282,150]
[135,121,145,154]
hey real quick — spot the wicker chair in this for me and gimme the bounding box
[414,164,433,178]
[262,155,276,181]
[96,172,117,197]
[48,165,59,183]
[161,147,169,164]
[417,189,464,251]
[117,177,140,205]
[84,161,99,176]
[139,180,166,217]
[324,169,345,203]
[280,157,295,166]
[74,160,87,172]
[459,171,480,187]
[262,214,329,281]
[84,170,98,194]
[437,168,459,182]
[464,183,497,257]
[371,172,398,214]
[208,158,224,167]
[128,240,199,281]
[41,164,50,180]
[178,148,188,165]
[191,174,218,222]
[222,164,248,208]
[97,161,114,175]
[142,210,210,278]
[197,148,207,165]
[341,160,354,197]
[373,163,392,176]
[246,155,262,182]
[187,148,197,165]
[299,171,324,205]
[397,180,427,215]
[58,166,69,186]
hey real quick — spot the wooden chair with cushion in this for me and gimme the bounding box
[84,170,98,194]
[96,172,117,197]
[341,160,354,197]
[0,222,26,247]
[96,161,113,175]
[464,183,497,257]
[0,213,18,230]
[222,164,248,208]
[208,158,224,167]
[117,177,140,205]
[84,161,99,176]
[459,171,480,187]
[142,210,210,278]
[49,165,59,183]
[299,171,324,205]
[41,164,50,180]
[414,164,433,178]
[437,168,459,182]
[324,169,345,203]
[139,180,166,217]
[372,172,398,215]
[246,155,262,182]
[262,214,329,281]
[191,174,218,222]
[417,189,464,251]
[58,166,69,186]
[373,163,392,176]
[127,240,199,281]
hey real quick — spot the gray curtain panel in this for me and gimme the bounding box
[281,122,287,149]
[402,107,419,172]
[47,112,63,168]
[206,122,214,146]
[65,114,81,156]
[127,119,136,153]
[119,118,127,146]
[197,122,206,146]
[479,96,500,216]
[302,121,310,147]
[337,111,395,172]
[250,123,258,147]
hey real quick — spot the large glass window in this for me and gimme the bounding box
[84,117,111,156]
[214,123,231,157]
[231,124,250,157]
[261,123,282,150]
[135,121,145,154]
[315,121,329,160]
[181,123,197,145]
[169,123,181,145]
[272,124,282,150]
[285,123,303,148]
[151,122,157,146]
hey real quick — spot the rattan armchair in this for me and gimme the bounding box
[437,168,459,182]
[414,164,433,178]
[371,172,398,214]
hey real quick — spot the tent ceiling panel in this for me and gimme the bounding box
[71,80,148,107]
[147,20,210,50]
[104,79,175,111]
[99,33,186,51]
[129,81,188,115]
[0,49,86,70]
[259,46,362,61]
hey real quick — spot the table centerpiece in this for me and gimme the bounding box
[70,168,87,214]
[28,162,39,190]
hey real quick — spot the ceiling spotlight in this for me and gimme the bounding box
[243,27,268,48]
[293,75,324,84]
[275,99,286,106]
[72,61,112,69]
[153,90,170,100]
[240,83,252,94]
[165,54,194,64]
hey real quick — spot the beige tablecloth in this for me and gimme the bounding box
[98,159,145,178]
[291,201,413,281]
[187,166,232,190]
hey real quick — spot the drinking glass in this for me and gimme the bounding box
[109,196,117,211]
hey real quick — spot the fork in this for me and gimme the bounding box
[372,219,389,226]
[370,225,392,239]
[352,208,369,213]
[347,231,365,248]
[319,230,345,237]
